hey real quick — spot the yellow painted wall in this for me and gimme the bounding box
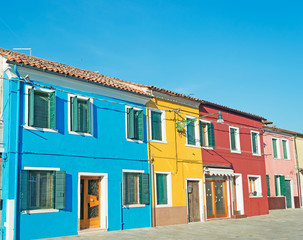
[147,96,204,208]
[294,135,303,205]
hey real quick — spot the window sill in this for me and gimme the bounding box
[202,146,214,150]
[148,140,168,144]
[156,204,172,208]
[252,153,261,156]
[123,204,146,208]
[185,144,201,148]
[24,125,58,133]
[249,195,263,198]
[69,131,93,137]
[274,158,281,160]
[126,138,143,143]
[230,150,241,154]
[284,158,291,161]
[22,209,59,214]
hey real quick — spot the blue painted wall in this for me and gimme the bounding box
[1,66,152,240]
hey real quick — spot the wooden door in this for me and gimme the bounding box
[80,176,101,230]
[187,181,200,222]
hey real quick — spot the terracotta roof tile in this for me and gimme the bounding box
[0,48,150,97]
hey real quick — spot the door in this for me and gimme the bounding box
[80,176,101,229]
[206,176,228,219]
[231,176,237,211]
[285,180,292,208]
[187,181,200,222]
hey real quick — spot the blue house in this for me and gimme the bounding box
[0,48,152,240]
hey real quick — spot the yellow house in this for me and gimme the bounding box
[294,134,303,207]
[146,87,204,226]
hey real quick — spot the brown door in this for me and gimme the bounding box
[187,181,200,222]
[206,177,228,219]
[80,176,101,230]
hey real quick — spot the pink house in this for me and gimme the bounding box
[263,126,299,209]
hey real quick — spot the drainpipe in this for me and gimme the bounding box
[294,135,302,207]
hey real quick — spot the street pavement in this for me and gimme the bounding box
[45,209,303,240]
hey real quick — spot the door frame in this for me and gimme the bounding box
[285,178,295,209]
[185,178,204,223]
[233,173,244,215]
[77,172,108,232]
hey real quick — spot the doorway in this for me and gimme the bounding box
[80,176,101,230]
[187,180,201,222]
[205,176,228,219]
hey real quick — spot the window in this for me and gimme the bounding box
[155,172,172,206]
[127,107,143,141]
[199,121,215,147]
[230,127,241,152]
[27,87,56,129]
[150,109,166,142]
[248,175,262,197]
[251,131,261,155]
[282,140,290,160]
[274,175,285,196]
[70,96,92,134]
[266,175,270,196]
[20,170,66,211]
[272,138,280,159]
[186,117,199,146]
[123,171,149,206]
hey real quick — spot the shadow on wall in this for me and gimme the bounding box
[64,173,72,212]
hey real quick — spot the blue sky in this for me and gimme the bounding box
[1,0,303,132]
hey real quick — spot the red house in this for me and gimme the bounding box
[199,102,269,219]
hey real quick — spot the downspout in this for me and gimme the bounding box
[294,135,302,207]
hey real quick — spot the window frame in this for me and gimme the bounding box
[155,171,172,208]
[22,166,61,214]
[67,94,93,136]
[199,119,214,149]
[122,169,146,208]
[229,126,241,153]
[272,137,281,159]
[281,139,290,160]
[251,130,261,156]
[148,108,167,143]
[185,115,200,147]
[125,106,144,143]
[247,175,262,198]
[24,85,58,133]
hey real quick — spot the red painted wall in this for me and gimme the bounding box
[200,104,269,217]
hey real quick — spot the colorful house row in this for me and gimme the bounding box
[0,48,301,240]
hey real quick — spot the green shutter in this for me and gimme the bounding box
[20,170,29,211]
[71,96,78,132]
[275,175,279,196]
[137,110,143,141]
[282,140,288,159]
[199,122,205,146]
[280,175,286,196]
[122,173,127,205]
[266,175,271,196]
[28,88,35,126]
[156,174,167,204]
[230,128,236,150]
[49,92,56,129]
[139,173,150,205]
[127,108,135,139]
[208,123,215,147]
[86,99,91,133]
[252,132,257,154]
[187,120,195,145]
[272,139,278,158]
[151,111,162,141]
[54,171,66,209]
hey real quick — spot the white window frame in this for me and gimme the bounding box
[199,119,213,150]
[229,126,241,153]
[275,174,282,196]
[155,171,172,208]
[251,130,261,156]
[247,175,262,198]
[149,108,167,143]
[125,106,144,143]
[122,169,145,208]
[272,137,281,159]
[67,93,93,136]
[22,166,61,214]
[185,115,200,148]
[281,139,290,160]
[24,85,58,133]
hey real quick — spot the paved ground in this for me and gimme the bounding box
[46,209,303,240]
